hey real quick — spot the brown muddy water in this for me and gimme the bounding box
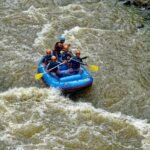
[0,0,150,149]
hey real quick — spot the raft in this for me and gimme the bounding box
[38,59,93,93]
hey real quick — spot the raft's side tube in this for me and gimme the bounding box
[60,74,81,82]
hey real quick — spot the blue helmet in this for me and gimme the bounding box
[60,36,65,41]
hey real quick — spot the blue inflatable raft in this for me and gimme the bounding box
[38,59,93,93]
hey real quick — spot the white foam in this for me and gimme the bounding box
[23,5,47,22]
[33,23,51,48]
[63,26,80,37]
[59,3,86,13]
[23,5,37,14]
[63,26,124,37]
[52,99,150,137]
[1,87,149,134]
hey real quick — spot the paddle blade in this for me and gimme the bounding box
[81,56,88,60]
[90,65,99,72]
[35,73,43,80]
[31,66,37,70]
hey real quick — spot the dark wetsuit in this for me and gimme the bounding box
[53,42,63,61]
[42,55,51,65]
[62,51,73,61]
[54,42,63,53]
[70,56,83,70]
[47,61,59,73]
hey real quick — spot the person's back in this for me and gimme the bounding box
[47,56,59,73]
[54,42,63,54]
[69,50,82,74]
[62,44,73,62]
[42,49,52,66]
[53,36,65,60]
[70,56,82,69]
[47,56,69,78]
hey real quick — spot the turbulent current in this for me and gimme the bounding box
[0,0,150,149]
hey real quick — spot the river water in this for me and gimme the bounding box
[0,0,150,149]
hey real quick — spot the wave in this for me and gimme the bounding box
[0,87,149,149]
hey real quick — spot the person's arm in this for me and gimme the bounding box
[71,58,87,65]
[42,56,45,63]
[80,57,83,63]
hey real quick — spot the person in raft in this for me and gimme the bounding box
[42,49,53,66]
[47,56,60,78]
[62,44,73,63]
[53,36,65,61]
[69,50,84,74]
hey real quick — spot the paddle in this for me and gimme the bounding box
[69,58,87,66]
[89,65,99,72]
[81,56,88,60]
[35,62,64,80]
